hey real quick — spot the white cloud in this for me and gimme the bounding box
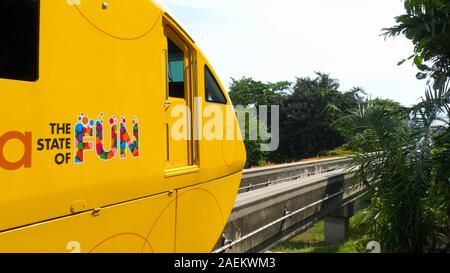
[163,0,426,106]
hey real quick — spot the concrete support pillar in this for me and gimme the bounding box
[324,216,349,244]
[324,204,353,244]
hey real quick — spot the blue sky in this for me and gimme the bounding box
[162,0,427,106]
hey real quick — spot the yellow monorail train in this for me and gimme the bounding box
[0,0,245,252]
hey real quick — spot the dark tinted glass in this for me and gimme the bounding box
[168,39,185,99]
[205,66,227,104]
[0,0,40,82]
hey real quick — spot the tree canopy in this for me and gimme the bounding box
[383,0,450,85]
[229,73,372,166]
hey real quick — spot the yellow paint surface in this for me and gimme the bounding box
[0,0,245,253]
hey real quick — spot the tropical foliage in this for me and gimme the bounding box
[383,0,450,85]
[349,0,450,252]
[349,84,449,252]
[229,77,290,167]
[229,73,368,167]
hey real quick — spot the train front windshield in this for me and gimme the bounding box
[0,0,39,82]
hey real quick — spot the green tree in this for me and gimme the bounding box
[350,83,449,252]
[228,75,398,168]
[229,77,291,107]
[343,98,404,152]
[350,0,450,252]
[271,73,363,163]
[383,0,450,85]
[229,77,291,167]
[368,98,403,112]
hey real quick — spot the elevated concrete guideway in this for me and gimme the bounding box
[214,157,367,253]
[239,157,352,193]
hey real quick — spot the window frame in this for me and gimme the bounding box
[163,19,200,170]
[164,25,192,101]
[204,65,228,105]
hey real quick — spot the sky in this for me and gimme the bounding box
[162,0,427,106]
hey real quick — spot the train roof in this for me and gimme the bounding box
[151,0,196,44]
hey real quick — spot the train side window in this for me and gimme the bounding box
[0,0,40,82]
[204,66,227,104]
[168,39,185,99]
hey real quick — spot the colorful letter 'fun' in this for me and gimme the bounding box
[74,113,139,164]
[120,117,139,159]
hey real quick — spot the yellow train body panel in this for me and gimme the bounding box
[0,0,245,253]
